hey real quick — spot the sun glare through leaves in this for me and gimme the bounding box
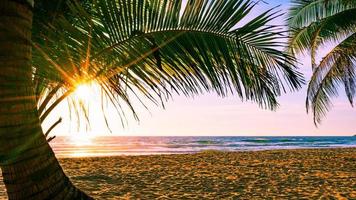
[73,81,100,103]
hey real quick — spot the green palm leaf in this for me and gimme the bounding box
[306,33,356,124]
[33,0,303,125]
[288,6,356,68]
[288,0,356,28]
[288,0,356,124]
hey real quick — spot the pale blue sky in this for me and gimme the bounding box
[43,0,356,136]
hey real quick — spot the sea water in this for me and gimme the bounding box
[50,136,356,158]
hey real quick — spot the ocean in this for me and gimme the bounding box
[50,136,356,158]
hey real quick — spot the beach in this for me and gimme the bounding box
[1,148,355,199]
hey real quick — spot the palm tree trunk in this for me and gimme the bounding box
[0,1,93,199]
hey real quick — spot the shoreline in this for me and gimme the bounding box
[1,147,355,199]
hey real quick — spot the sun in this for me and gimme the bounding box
[73,82,99,102]
[74,83,91,101]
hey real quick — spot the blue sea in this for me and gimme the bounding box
[51,136,356,158]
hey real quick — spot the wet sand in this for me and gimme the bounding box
[1,148,356,199]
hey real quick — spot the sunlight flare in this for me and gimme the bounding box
[73,81,100,102]
[74,83,92,101]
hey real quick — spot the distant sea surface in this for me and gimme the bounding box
[50,136,356,158]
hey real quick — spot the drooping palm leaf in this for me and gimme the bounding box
[306,32,356,124]
[33,0,303,126]
[288,0,356,124]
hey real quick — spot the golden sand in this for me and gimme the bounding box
[1,148,355,199]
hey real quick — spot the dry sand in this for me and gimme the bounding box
[1,148,356,199]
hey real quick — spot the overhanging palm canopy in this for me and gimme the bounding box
[288,0,356,124]
[33,0,304,126]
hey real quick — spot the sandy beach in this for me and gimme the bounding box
[1,148,355,199]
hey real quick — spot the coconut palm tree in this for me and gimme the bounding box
[1,0,303,199]
[288,0,356,124]
[0,0,93,199]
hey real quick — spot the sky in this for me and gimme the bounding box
[43,0,356,137]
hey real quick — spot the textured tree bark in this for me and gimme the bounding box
[0,1,93,199]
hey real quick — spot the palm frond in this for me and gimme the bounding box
[306,32,356,124]
[288,7,356,62]
[288,0,356,29]
[288,0,356,124]
[33,0,304,125]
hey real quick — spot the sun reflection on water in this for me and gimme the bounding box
[67,134,96,157]
[69,134,95,146]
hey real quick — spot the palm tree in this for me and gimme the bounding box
[288,0,356,124]
[1,0,303,199]
[0,0,93,199]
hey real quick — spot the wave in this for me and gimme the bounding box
[242,138,271,143]
[194,140,223,145]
